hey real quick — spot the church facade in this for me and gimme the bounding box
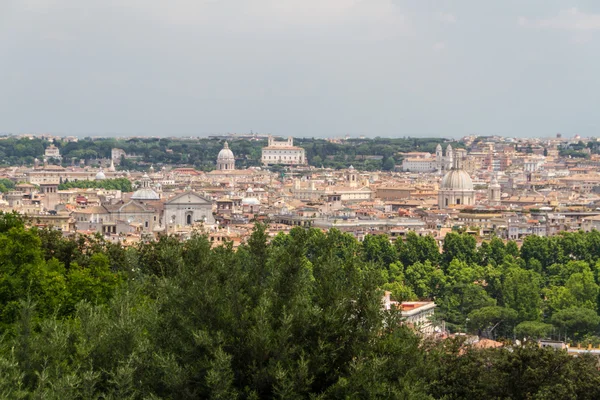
[165,191,215,231]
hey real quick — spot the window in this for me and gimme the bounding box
[186,214,192,225]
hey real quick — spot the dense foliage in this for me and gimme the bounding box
[1,213,600,398]
[58,178,133,192]
[0,136,460,171]
[364,230,600,342]
[0,178,15,193]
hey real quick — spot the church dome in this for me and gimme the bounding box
[441,169,473,191]
[131,173,160,200]
[217,142,235,162]
[131,188,160,200]
[95,170,106,180]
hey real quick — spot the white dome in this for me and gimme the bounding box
[95,170,106,180]
[217,142,235,162]
[131,188,160,200]
[441,169,473,191]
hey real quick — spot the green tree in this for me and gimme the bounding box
[362,234,396,268]
[442,232,477,267]
[501,267,542,321]
[551,307,600,340]
[468,306,518,338]
[404,261,445,299]
[515,321,553,340]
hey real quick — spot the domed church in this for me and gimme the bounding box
[438,151,474,209]
[216,141,235,171]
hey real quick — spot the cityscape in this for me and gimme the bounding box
[5,0,600,397]
[2,132,599,244]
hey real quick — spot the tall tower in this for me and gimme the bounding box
[445,144,453,171]
[435,144,443,172]
[347,165,358,188]
[488,173,501,206]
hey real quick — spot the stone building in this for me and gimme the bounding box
[438,151,475,209]
[261,136,306,166]
[216,142,235,171]
[165,191,215,231]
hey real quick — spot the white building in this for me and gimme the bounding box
[165,191,215,231]
[524,159,544,172]
[261,136,306,166]
[402,144,453,172]
[44,144,61,160]
[382,292,436,336]
[488,174,502,206]
[401,156,439,172]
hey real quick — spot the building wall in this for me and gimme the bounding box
[402,159,438,172]
[438,190,475,208]
[261,148,306,165]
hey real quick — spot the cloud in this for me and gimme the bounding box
[433,41,446,51]
[118,0,406,29]
[437,12,457,24]
[519,8,600,31]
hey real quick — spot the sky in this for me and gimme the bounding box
[2,0,600,139]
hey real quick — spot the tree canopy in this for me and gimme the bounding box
[0,214,599,398]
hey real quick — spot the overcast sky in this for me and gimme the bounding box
[2,1,600,138]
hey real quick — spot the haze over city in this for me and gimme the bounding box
[3,1,600,138]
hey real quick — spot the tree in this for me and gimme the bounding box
[501,267,542,322]
[361,234,396,268]
[468,306,518,338]
[404,261,445,299]
[397,232,440,267]
[442,232,477,267]
[515,321,553,340]
[382,156,396,171]
[551,307,600,340]
[565,268,599,311]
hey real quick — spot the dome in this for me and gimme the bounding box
[441,169,473,191]
[95,170,106,180]
[131,188,160,200]
[217,142,235,162]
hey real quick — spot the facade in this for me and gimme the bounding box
[382,292,436,336]
[261,136,306,166]
[165,191,215,231]
[402,144,453,172]
[401,156,439,172]
[44,144,61,160]
[111,148,126,163]
[73,201,160,235]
